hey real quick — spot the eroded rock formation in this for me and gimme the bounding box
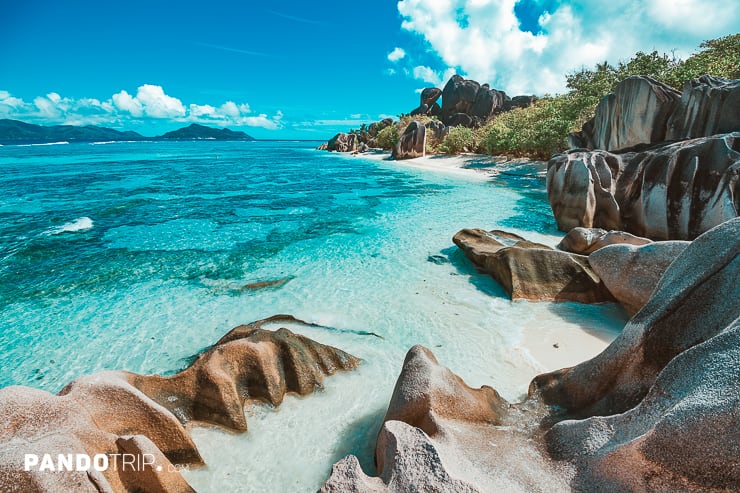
[557,227,651,255]
[453,228,614,303]
[570,76,681,152]
[327,132,359,153]
[324,218,740,492]
[667,75,740,141]
[392,121,426,160]
[588,240,689,315]
[548,132,740,239]
[0,316,359,493]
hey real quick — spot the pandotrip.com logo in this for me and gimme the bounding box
[23,453,188,473]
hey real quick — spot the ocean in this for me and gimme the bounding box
[0,141,626,491]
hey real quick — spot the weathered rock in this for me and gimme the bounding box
[441,75,481,119]
[368,118,394,138]
[322,346,572,493]
[573,76,681,152]
[420,87,443,107]
[557,227,652,255]
[324,218,740,493]
[425,120,449,142]
[0,316,359,493]
[316,142,328,151]
[547,150,623,232]
[429,101,442,117]
[357,142,369,153]
[537,218,740,491]
[409,103,429,117]
[392,121,426,160]
[453,228,614,303]
[667,75,740,141]
[327,132,359,152]
[470,84,507,119]
[444,112,475,128]
[548,132,740,239]
[588,240,689,314]
[504,95,536,111]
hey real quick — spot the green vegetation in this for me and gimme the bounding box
[344,34,737,159]
[375,126,399,150]
[438,126,477,154]
[477,34,739,159]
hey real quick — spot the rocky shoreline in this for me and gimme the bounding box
[1,71,738,492]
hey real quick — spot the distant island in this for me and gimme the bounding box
[0,119,255,144]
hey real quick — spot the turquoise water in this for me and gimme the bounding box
[0,141,626,491]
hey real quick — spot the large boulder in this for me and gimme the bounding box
[425,120,449,142]
[470,84,507,119]
[503,95,536,111]
[323,218,740,492]
[392,121,426,160]
[441,75,481,120]
[588,240,689,314]
[572,76,681,152]
[537,217,740,491]
[453,228,614,303]
[557,227,652,255]
[420,87,442,107]
[368,118,394,138]
[327,132,359,152]
[548,132,740,240]
[322,347,572,493]
[0,315,359,493]
[444,112,475,128]
[667,75,740,141]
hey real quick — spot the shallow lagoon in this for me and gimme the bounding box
[0,141,626,491]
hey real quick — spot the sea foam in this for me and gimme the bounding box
[47,217,94,235]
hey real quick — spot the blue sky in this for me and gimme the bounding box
[1,0,737,139]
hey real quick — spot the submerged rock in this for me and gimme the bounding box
[453,228,614,303]
[557,227,652,255]
[324,218,740,492]
[548,132,740,240]
[0,316,359,492]
[392,121,426,160]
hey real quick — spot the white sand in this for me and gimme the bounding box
[357,150,496,181]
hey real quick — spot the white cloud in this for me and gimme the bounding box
[412,66,457,88]
[112,90,143,117]
[135,84,186,118]
[397,0,739,94]
[387,47,407,62]
[0,86,282,130]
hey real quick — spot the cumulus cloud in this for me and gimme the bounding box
[397,0,739,94]
[412,66,457,87]
[387,47,407,62]
[0,85,282,130]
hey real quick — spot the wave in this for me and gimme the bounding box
[16,142,70,147]
[90,140,139,145]
[46,217,94,235]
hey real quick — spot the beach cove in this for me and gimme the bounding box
[0,140,626,492]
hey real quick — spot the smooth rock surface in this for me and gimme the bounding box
[453,228,614,303]
[588,241,689,314]
[0,316,359,493]
[548,132,740,239]
[392,121,426,160]
[557,227,652,255]
[667,75,740,141]
[574,76,681,152]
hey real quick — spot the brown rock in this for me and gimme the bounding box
[548,132,740,240]
[420,87,442,107]
[588,241,689,314]
[0,316,359,493]
[453,228,614,303]
[557,227,652,255]
[327,132,359,152]
[392,121,426,160]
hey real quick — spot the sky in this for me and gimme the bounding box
[0,0,737,139]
